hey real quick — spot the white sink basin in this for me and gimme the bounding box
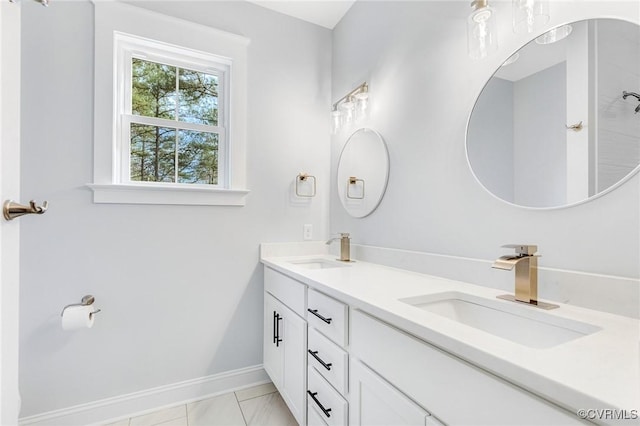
[288,258,350,270]
[399,291,600,349]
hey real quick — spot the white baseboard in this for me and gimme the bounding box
[19,365,269,426]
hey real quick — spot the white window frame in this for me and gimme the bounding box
[89,1,249,206]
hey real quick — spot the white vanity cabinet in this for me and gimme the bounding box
[350,310,582,426]
[263,267,307,425]
[263,262,584,426]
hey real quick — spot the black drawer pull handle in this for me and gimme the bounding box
[308,309,332,324]
[307,390,332,418]
[308,350,332,371]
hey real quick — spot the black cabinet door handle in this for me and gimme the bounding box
[275,313,283,347]
[272,310,277,344]
[307,309,332,324]
[307,391,332,418]
[308,350,332,371]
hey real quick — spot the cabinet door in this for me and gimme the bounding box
[280,301,307,426]
[264,292,307,426]
[263,293,283,390]
[350,359,430,426]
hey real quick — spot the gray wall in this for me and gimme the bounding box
[20,0,330,416]
[330,1,639,278]
[513,62,567,207]
[467,77,514,203]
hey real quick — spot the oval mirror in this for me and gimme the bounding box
[467,18,640,208]
[337,128,389,218]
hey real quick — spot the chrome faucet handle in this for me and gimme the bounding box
[501,244,537,256]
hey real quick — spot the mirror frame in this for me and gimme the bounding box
[465,17,640,210]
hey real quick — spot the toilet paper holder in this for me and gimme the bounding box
[61,295,101,317]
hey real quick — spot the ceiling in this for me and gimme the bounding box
[246,0,356,29]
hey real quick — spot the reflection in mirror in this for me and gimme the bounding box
[337,128,389,218]
[467,19,640,208]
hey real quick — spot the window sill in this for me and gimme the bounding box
[87,183,249,206]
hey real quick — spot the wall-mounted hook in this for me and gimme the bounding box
[566,121,583,132]
[3,200,48,221]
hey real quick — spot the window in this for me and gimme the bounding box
[119,37,229,187]
[91,2,249,205]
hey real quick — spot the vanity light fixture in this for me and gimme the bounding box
[467,0,498,60]
[512,0,549,34]
[331,82,369,134]
[535,24,573,44]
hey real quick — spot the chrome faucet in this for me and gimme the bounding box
[326,233,351,262]
[492,244,558,310]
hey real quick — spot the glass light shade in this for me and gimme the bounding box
[512,0,549,34]
[340,100,355,124]
[331,109,343,134]
[535,24,573,44]
[467,5,498,60]
[354,92,369,121]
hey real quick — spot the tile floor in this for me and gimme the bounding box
[103,382,297,426]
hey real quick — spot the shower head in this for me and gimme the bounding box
[622,91,640,114]
[623,91,640,101]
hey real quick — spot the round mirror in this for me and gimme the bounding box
[337,128,389,218]
[466,18,640,209]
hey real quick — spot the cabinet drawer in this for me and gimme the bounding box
[307,289,348,347]
[308,402,329,426]
[264,267,306,317]
[308,327,349,395]
[351,310,581,425]
[308,367,348,426]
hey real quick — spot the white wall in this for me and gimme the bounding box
[330,1,639,278]
[19,0,330,417]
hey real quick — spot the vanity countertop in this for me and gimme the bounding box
[261,252,640,417]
